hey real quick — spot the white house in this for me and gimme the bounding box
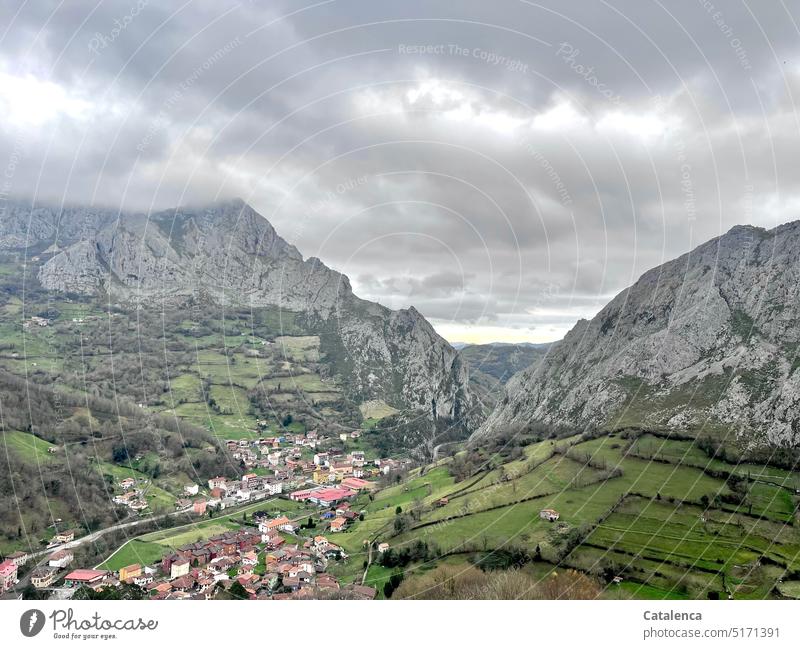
[539,508,560,522]
[48,550,74,569]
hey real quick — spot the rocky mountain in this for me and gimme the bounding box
[1,199,477,434]
[459,342,551,383]
[459,342,552,415]
[475,222,800,447]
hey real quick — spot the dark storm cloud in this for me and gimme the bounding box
[1,0,799,341]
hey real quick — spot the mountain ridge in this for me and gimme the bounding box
[474,220,800,448]
[1,198,478,438]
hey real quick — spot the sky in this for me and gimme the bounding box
[1,1,799,344]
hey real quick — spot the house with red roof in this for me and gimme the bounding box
[63,569,108,588]
[0,559,18,593]
[340,477,374,491]
[329,516,348,532]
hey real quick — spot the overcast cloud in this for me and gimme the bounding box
[1,0,799,342]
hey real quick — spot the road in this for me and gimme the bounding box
[7,494,297,598]
[4,507,192,598]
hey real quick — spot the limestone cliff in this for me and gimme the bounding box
[475,223,800,447]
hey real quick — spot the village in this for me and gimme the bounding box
[1,427,411,600]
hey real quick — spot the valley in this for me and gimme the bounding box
[1,202,800,601]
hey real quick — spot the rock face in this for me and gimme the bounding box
[2,199,476,431]
[475,222,800,447]
[458,342,552,415]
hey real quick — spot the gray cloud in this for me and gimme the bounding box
[1,0,799,341]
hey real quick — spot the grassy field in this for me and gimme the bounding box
[335,431,800,599]
[100,498,305,571]
[156,340,342,439]
[274,336,320,362]
[100,540,166,571]
[1,430,58,464]
[93,460,178,511]
[359,399,399,421]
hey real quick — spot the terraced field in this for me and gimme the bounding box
[160,337,343,439]
[337,432,800,599]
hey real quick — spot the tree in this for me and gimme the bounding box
[228,581,248,599]
[537,570,600,600]
[395,506,402,515]
[392,514,409,534]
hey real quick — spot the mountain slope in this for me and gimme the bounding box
[458,342,551,415]
[1,199,477,436]
[475,222,800,447]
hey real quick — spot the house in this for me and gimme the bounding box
[349,584,377,599]
[6,550,29,567]
[184,484,199,496]
[133,574,154,588]
[208,476,227,490]
[330,463,353,480]
[308,487,356,507]
[0,559,18,593]
[63,569,107,588]
[119,477,136,490]
[54,529,75,543]
[340,477,374,492]
[377,542,390,553]
[242,473,260,489]
[193,500,208,515]
[171,575,195,591]
[119,564,142,582]
[289,488,316,502]
[31,566,59,589]
[265,481,283,495]
[317,573,340,590]
[113,491,137,505]
[259,516,290,533]
[539,508,560,522]
[150,581,173,595]
[48,549,74,569]
[329,517,348,533]
[171,559,190,579]
[435,497,449,507]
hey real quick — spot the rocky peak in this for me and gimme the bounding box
[2,198,476,435]
[474,220,800,447]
